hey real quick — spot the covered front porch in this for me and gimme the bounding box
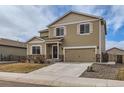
[45,38,64,62]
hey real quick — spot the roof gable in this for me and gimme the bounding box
[27,37,45,43]
[48,11,102,27]
[106,47,124,55]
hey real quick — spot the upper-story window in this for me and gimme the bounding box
[55,26,65,37]
[32,45,41,55]
[78,23,92,35]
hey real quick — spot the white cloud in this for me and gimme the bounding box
[0,5,56,42]
[106,40,124,50]
[71,5,106,17]
[71,5,96,13]
[0,5,124,51]
[107,6,124,33]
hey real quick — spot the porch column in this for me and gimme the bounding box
[27,44,29,55]
[57,42,59,59]
[45,43,47,59]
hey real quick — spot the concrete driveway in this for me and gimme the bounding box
[29,62,92,77]
[1,62,124,86]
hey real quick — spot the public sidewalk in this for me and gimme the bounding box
[0,71,124,87]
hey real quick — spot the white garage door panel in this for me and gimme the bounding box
[65,48,96,62]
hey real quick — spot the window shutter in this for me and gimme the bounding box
[64,26,66,36]
[54,28,56,37]
[77,24,80,35]
[90,23,93,33]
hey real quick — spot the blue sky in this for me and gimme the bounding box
[0,5,124,50]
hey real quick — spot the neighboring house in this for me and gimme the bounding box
[0,38,27,61]
[27,11,107,62]
[106,47,124,63]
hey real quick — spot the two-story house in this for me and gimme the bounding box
[27,11,107,62]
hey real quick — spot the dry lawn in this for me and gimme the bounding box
[0,63,48,73]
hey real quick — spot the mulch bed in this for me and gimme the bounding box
[80,63,124,80]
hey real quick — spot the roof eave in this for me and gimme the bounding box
[106,47,124,52]
[38,29,48,33]
[26,36,45,43]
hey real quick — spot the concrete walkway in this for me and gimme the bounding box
[0,63,124,86]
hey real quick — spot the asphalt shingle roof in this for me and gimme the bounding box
[0,38,26,48]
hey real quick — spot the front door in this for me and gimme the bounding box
[52,45,58,59]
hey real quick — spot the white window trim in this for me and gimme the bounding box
[54,26,66,37]
[31,45,42,55]
[77,22,93,35]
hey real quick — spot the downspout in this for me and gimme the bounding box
[99,20,102,63]
[45,43,47,59]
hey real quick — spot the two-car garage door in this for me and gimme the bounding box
[65,48,96,62]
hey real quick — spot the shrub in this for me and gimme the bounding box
[27,55,46,64]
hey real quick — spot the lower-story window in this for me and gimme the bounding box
[32,45,41,55]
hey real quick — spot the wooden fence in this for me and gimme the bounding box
[0,54,26,62]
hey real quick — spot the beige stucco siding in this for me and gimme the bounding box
[49,13,101,55]
[51,13,97,26]
[49,20,99,54]
[27,12,106,62]
[64,21,99,46]
[40,31,48,37]
[0,46,26,56]
[65,48,96,62]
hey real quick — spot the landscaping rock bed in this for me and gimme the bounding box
[80,63,124,80]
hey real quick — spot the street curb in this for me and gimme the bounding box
[0,72,124,87]
[0,73,96,87]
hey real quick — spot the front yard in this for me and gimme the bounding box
[80,63,124,80]
[0,63,49,73]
